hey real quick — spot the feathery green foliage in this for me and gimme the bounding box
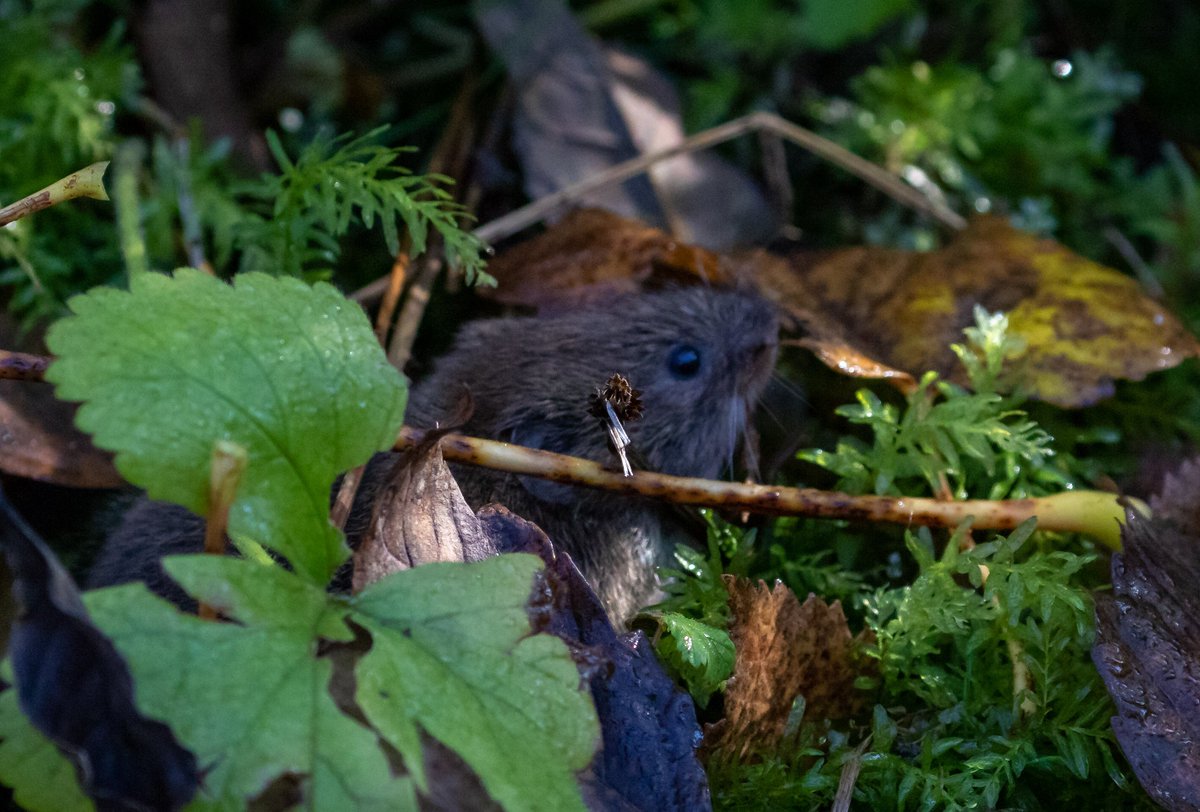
[647,511,754,704]
[710,522,1147,811]
[231,129,492,285]
[799,309,1056,499]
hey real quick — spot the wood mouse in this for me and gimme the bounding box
[88,286,779,621]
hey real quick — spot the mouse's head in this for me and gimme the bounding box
[410,287,779,489]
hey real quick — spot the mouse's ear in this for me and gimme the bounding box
[503,422,588,505]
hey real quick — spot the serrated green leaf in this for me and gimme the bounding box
[164,554,354,640]
[85,571,415,811]
[351,554,596,812]
[0,690,92,812]
[655,612,735,707]
[46,269,407,584]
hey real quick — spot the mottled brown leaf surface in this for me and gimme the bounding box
[350,443,494,591]
[704,577,871,761]
[764,216,1199,407]
[1093,472,1200,811]
[482,209,731,309]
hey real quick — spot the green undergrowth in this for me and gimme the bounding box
[697,518,1151,811]
[0,271,596,812]
[0,0,489,327]
[655,310,1152,809]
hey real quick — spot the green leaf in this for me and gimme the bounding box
[800,0,916,50]
[45,269,407,584]
[0,690,92,812]
[352,554,596,812]
[654,612,736,707]
[73,553,595,811]
[85,565,414,811]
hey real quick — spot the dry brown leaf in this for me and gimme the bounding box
[794,338,918,392]
[474,0,773,250]
[0,381,122,488]
[703,576,871,762]
[759,216,1199,407]
[350,442,494,591]
[481,211,1195,407]
[0,310,122,488]
[481,208,730,310]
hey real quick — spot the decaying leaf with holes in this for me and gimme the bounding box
[703,577,873,762]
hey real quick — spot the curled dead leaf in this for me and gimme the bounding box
[481,209,730,310]
[703,577,872,762]
[350,442,494,591]
[0,381,122,488]
[793,338,918,392]
[474,0,773,251]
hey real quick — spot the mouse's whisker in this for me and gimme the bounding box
[769,372,810,405]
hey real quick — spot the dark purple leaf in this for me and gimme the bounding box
[1093,499,1200,812]
[0,489,199,811]
[480,505,712,812]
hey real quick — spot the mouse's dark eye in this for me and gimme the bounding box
[667,344,702,379]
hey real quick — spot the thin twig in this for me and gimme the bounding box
[472,110,967,245]
[0,351,50,381]
[330,464,366,532]
[387,257,441,368]
[1006,632,1037,718]
[373,241,411,345]
[758,126,793,232]
[0,163,110,227]
[832,740,869,812]
[396,426,1134,549]
[1104,225,1164,299]
[0,347,1134,548]
[173,137,214,274]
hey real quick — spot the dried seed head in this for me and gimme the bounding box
[589,373,644,424]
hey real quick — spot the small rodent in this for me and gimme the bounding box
[88,286,779,621]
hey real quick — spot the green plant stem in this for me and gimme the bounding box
[114,143,148,279]
[0,162,110,226]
